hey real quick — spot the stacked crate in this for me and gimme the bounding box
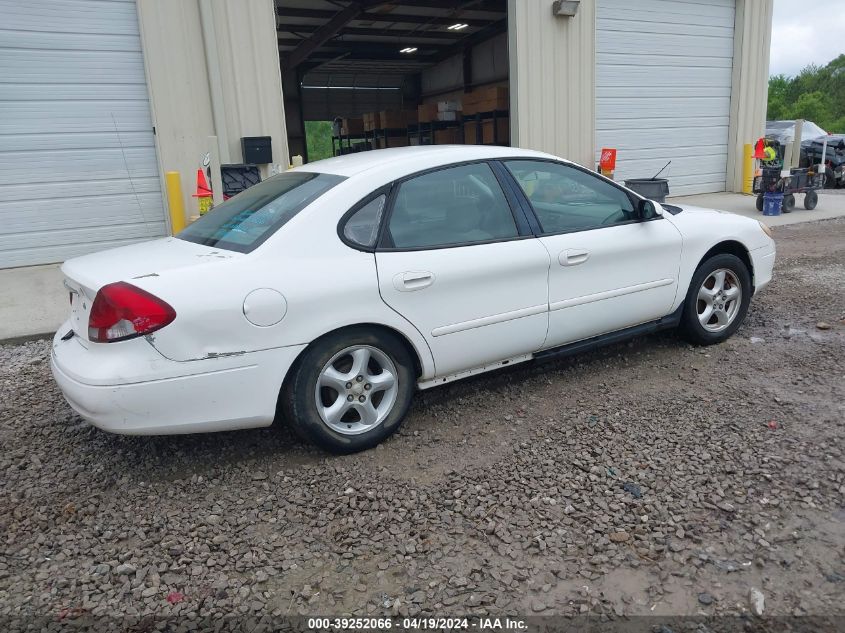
[463,86,509,145]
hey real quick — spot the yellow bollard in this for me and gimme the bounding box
[165,171,186,234]
[742,144,754,195]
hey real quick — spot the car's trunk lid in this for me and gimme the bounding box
[61,237,242,343]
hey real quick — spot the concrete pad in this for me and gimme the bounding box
[668,190,845,227]
[0,264,66,343]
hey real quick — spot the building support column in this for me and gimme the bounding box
[508,0,595,168]
[138,0,289,218]
[726,0,774,192]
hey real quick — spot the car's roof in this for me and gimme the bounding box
[292,145,561,178]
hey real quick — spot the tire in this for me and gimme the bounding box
[824,167,835,189]
[782,193,795,213]
[755,195,764,212]
[280,327,415,454]
[679,254,752,346]
[804,189,818,210]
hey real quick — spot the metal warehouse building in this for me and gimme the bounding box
[0,0,773,269]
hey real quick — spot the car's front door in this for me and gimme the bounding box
[503,159,683,348]
[375,162,550,377]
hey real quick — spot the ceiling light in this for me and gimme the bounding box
[448,23,468,30]
[400,47,418,53]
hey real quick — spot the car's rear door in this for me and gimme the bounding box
[374,161,550,377]
[502,159,683,348]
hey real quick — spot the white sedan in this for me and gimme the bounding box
[51,146,776,453]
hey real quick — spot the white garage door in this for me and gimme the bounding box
[596,0,736,196]
[0,0,166,269]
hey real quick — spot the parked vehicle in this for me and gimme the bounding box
[51,146,776,453]
[800,134,845,188]
[765,120,827,146]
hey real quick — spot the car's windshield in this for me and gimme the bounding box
[177,172,345,253]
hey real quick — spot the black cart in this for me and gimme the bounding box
[753,166,823,213]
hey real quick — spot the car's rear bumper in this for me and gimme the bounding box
[50,322,306,435]
[750,240,776,295]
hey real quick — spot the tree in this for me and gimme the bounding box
[305,121,334,162]
[787,91,833,126]
[768,55,845,132]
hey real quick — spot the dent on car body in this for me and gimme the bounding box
[143,333,248,362]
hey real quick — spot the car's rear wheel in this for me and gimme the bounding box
[280,328,415,453]
[679,254,752,345]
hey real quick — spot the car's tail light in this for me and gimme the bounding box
[88,282,176,343]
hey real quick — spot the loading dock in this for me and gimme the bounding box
[276,1,511,160]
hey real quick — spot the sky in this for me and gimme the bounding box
[769,0,845,76]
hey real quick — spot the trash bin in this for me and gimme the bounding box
[762,191,783,216]
[624,178,670,203]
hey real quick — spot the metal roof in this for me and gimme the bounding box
[277,0,507,80]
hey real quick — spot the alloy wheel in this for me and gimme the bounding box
[697,268,742,333]
[314,345,399,435]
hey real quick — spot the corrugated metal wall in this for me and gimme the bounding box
[137,0,289,215]
[508,0,596,168]
[0,0,167,268]
[726,0,773,192]
[420,32,509,96]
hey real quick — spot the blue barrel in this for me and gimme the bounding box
[763,191,783,216]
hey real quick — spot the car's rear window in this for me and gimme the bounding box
[177,172,345,253]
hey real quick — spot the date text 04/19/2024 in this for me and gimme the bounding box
[306,617,528,631]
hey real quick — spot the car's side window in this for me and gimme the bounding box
[504,160,637,234]
[343,194,387,248]
[385,163,519,249]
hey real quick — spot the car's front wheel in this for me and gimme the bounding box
[679,254,752,345]
[280,328,415,453]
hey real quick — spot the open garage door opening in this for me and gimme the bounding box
[276,0,510,163]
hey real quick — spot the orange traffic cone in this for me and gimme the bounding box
[192,169,212,197]
[192,169,213,215]
[753,138,766,159]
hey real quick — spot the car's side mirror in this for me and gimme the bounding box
[636,199,662,220]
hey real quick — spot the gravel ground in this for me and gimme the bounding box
[1,218,844,629]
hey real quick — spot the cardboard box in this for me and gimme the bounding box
[379,110,417,129]
[418,102,438,123]
[363,112,377,132]
[463,86,509,115]
[376,135,410,149]
[341,117,364,136]
[437,99,462,112]
[436,111,461,122]
[464,117,510,145]
[434,128,462,144]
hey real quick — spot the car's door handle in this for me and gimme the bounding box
[393,271,435,292]
[559,249,590,266]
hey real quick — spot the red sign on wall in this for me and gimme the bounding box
[599,148,617,171]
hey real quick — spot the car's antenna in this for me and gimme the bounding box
[652,160,671,180]
[111,112,157,238]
